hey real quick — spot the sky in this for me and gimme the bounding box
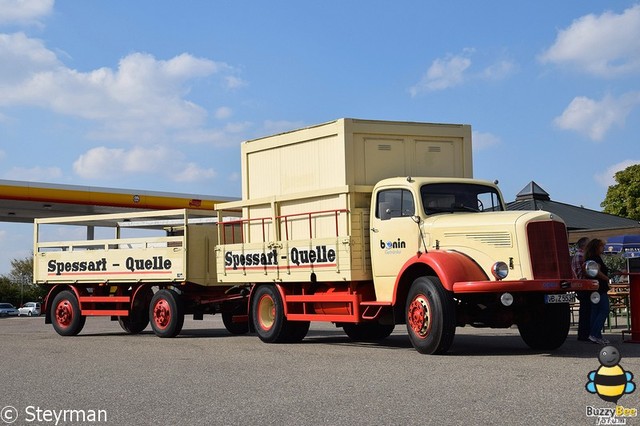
[0,0,639,274]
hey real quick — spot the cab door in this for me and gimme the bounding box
[370,188,420,299]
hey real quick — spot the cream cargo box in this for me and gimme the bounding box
[215,118,472,284]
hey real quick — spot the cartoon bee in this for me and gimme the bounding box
[586,345,636,403]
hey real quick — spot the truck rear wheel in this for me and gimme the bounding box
[222,311,249,335]
[517,303,570,350]
[149,289,184,338]
[343,323,394,341]
[405,276,456,354]
[251,285,308,343]
[51,290,86,336]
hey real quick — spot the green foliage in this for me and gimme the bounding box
[603,253,629,283]
[601,164,640,220]
[0,255,46,307]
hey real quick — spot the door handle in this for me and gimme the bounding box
[371,228,378,233]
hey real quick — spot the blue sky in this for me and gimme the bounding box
[1,0,639,274]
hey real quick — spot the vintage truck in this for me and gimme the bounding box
[34,118,599,354]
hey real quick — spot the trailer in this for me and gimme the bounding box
[34,118,599,354]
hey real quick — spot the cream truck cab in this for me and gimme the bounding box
[34,118,599,354]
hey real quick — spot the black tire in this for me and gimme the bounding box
[517,303,570,350]
[118,314,149,334]
[119,287,152,334]
[285,321,310,343]
[252,285,287,343]
[222,311,249,335]
[251,285,308,343]
[27,311,32,317]
[343,323,395,342]
[51,290,86,336]
[149,289,184,338]
[405,276,456,354]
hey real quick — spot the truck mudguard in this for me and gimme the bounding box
[393,250,488,299]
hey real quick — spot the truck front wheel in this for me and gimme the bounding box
[149,289,184,338]
[405,276,456,354]
[517,303,570,350]
[51,290,86,336]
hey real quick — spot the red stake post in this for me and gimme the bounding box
[624,273,640,343]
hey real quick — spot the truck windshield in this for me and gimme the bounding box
[421,183,504,214]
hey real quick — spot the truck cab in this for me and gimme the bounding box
[370,176,598,353]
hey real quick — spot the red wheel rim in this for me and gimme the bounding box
[408,294,432,339]
[54,299,73,328]
[257,294,275,331]
[153,299,171,330]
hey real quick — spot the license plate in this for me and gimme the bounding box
[545,293,576,304]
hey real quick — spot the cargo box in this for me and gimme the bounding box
[215,118,471,284]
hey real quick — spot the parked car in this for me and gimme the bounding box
[18,302,41,317]
[0,303,19,317]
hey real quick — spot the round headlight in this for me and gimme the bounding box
[590,291,601,304]
[584,260,599,278]
[492,261,509,280]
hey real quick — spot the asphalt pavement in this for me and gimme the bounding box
[1,315,639,425]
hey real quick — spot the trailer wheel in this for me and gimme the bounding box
[343,323,394,341]
[118,310,150,334]
[222,311,249,335]
[517,303,570,350]
[119,287,152,334]
[149,290,184,338]
[51,290,86,336]
[405,276,456,354]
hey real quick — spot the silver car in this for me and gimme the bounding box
[0,303,19,317]
[18,302,41,317]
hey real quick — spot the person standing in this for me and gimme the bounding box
[584,238,610,345]
[572,237,591,341]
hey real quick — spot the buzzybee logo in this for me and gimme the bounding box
[585,346,637,424]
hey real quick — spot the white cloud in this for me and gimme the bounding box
[0,0,53,25]
[553,92,640,140]
[3,166,62,181]
[72,145,216,184]
[410,49,514,96]
[174,163,216,182]
[472,131,500,150]
[482,60,515,80]
[595,160,640,187]
[539,4,640,77]
[410,53,472,95]
[0,33,246,144]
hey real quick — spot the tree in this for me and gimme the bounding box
[0,255,46,307]
[601,164,640,220]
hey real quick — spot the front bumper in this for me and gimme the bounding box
[452,278,598,294]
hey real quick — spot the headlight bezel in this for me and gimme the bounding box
[491,261,509,280]
[584,260,599,278]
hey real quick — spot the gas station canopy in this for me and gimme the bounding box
[0,179,236,224]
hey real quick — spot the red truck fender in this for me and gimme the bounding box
[392,250,488,304]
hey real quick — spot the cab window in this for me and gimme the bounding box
[376,189,415,219]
